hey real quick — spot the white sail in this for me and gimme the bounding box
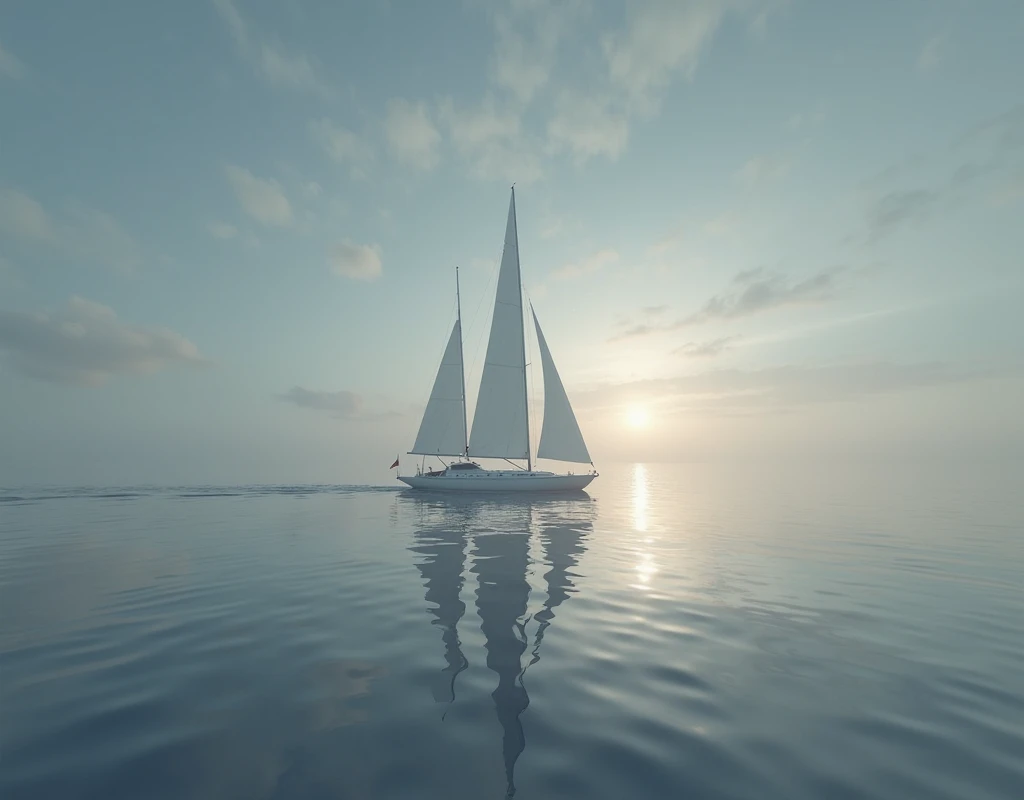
[532,308,592,464]
[468,189,530,461]
[410,320,467,457]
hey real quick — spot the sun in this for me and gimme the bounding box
[626,405,650,429]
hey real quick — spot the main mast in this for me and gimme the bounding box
[456,265,469,458]
[510,186,532,472]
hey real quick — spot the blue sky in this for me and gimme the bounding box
[1,0,1022,484]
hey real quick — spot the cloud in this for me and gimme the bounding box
[0,41,25,80]
[437,96,543,183]
[0,187,143,273]
[649,211,737,256]
[610,267,844,340]
[674,336,739,358]
[682,266,843,325]
[224,165,292,227]
[330,241,382,281]
[547,92,629,163]
[309,118,372,177]
[0,297,207,386]
[280,386,362,415]
[865,189,939,240]
[207,221,238,239]
[278,386,400,421]
[551,249,618,280]
[917,33,947,73]
[384,99,441,171]
[212,0,333,97]
[643,305,669,315]
[735,153,792,185]
[789,108,826,131]
[705,211,737,235]
[67,207,143,274]
[487,0,585,104]
[857,104,1024,241]
[0,188,55,240]
[490,13,554,104]
[602,0,776,113]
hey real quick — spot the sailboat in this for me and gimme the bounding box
[397,188,598,493]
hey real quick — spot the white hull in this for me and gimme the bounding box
[398,470,595,493]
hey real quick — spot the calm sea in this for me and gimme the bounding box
[2,463,1022,799]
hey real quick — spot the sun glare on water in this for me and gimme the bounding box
[626,406,651,429]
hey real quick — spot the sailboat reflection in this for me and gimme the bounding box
[405,491,595,797]
[408,494,472,708]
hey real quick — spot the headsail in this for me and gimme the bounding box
[468,189,530,462]
[532,307,592,464]
[410,319,467,457]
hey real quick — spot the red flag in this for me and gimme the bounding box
[389,456,399,469]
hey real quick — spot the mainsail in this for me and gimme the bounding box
[409,319,467,457]
[468,189,530,463]
[531,307,592,464]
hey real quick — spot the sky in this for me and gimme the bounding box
[1,0,1022,485]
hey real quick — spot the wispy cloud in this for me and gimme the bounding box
[330,241,382,281]
[438,97,543,184]
[0,187,54,240]
[602,0,777,114]
[788,107,826,131]
[224,165,292,227]
[674,336,740,358]
[547,92,629,163]
[551,249,619,281]
[0,41,25,80]
[67,207,144,274]
[280,387,361,415]
[212,0,333,97]
[207,221,238,239]
[0,297,207,386]
[865,189,939,240]
[384,99,441,171]
[610,267,844,340]
[279,386,400,420]
[682,267,843,325]
[0,187,143,273]
[917,33,947,73]
[735,153,792,185]
[309,118,373,178]
[856,104,1024,242]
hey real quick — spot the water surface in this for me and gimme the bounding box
[2,463,1022,798]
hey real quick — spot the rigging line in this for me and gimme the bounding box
[524,287,539,464]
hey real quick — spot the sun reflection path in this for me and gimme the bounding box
[631,464,659,590]
[632,463,648,533]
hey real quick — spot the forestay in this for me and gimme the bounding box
[532,309,592,464]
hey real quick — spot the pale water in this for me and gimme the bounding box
[1,463,1022,799]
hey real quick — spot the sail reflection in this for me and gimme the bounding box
[404,492,595,798]
[408,497,472,707]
